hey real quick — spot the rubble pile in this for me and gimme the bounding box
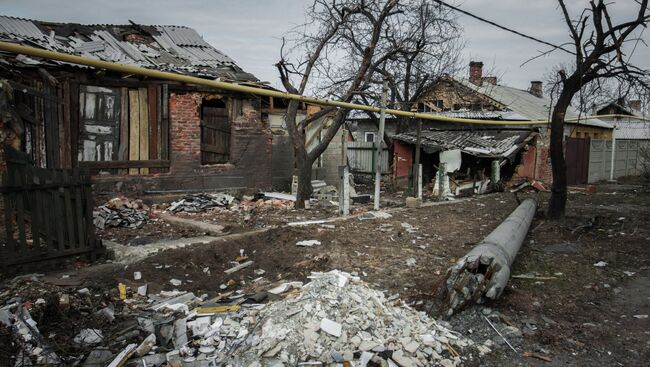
[169,193,236,213]
[0,271,475,366]
[239,196,294,211]
[225,270,470,366]
[94,196,149,229]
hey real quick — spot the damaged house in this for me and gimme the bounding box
[356,61,613,191]
[0,15,273,194]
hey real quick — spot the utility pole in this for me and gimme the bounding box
[373,78,388,210]
[413,118,422,197]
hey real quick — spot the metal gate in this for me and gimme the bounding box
[566,137,590,185]
[1,146,103,272]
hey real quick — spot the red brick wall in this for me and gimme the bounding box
[511,135,553,185]
[166,92,272,190]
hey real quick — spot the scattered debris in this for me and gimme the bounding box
[94,196,149,229]
[359,211,393,220]
[224,260,254,274]
[593,261,608,267]
[169,193,236,212]
[296,239,322,247]
[522,351,552,362]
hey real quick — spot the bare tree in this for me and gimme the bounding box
[546,0,650,219]
[276,0,460,207]
[276,0,400,207]
[354,1,463,137]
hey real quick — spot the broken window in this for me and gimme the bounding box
[78,86,120,162]
[201,98,230,164]
[364,132,376,143]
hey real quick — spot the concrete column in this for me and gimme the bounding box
[438,162,449,200]
[338,165,350,216]
[491,159,500,184]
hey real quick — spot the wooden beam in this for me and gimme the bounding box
[138,87,149,174]
[78,159,170,169]
[118,88,129,162]
[128,89,140,175]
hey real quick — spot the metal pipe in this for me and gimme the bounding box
[1,41,641,126]
[609,126,617,181]
[441,198,537,317]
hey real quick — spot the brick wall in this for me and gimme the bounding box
[511,134,553,185]
[167,92,272,190]
[93,91,272,194]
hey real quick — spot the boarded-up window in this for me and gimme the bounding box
[201,99,230,164]
[78,86,120,162]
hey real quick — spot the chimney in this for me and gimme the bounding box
[530,81,543,98]
[469,61,483,85]
[629,100,641,111]
[483,76,497,86]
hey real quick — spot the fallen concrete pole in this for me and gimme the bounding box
[440,198,537,317]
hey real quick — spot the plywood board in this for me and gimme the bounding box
[138,88,149,174]
[128,89,140,175]
[148,85,158,161]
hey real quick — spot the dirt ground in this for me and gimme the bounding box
[2,183,649,366]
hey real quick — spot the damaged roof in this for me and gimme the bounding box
[0,15,258,81]
[393,129,534,159]
[450,78,613,129]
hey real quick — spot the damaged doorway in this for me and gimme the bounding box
[200,98,230,164]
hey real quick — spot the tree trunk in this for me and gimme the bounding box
[295,151,313,209]
[547,83,578,219]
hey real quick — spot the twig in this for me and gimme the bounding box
[483,315,518,355]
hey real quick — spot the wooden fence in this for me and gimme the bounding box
[1,148,103,271]
[347,141,390,174]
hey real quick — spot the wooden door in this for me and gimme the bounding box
[78,86,120,162]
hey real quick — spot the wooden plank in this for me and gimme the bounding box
[156,85,162,161]
[24,166,40,256]
[70,82,80,168]
[138,88,149,174]
[78,160,170,169]
[62,172,77,250]
[3,172,16,256]
[61,82,71,168]
[53,171,66,251]
[201,143,229,155]
[13,170,27,253]
[37,169,55,253]
[148,85,159,162]
[161,84,169,160]
[82,175,98,251]
[73,169,86,251]
[128,89,140,175]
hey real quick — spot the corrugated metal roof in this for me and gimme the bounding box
[156,26,210,47]
[454,78,613,129]
[0,15,257,81]
[0,16,44,39]
[393,129,533,159]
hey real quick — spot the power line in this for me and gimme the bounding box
[433,0,576,55]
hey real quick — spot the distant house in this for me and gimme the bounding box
[595,99,650,141]
[0,15,275,194]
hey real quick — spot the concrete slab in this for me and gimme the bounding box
[158,213,225,234]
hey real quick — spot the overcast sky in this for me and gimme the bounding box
[3,0,649,91]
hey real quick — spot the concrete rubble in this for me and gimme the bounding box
[0,270,476,366]
[93,196,150,229]
[169,193,236,213]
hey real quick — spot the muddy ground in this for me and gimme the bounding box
[2,183,649,366]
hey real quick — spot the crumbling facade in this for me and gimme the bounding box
[0,16,273,194]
